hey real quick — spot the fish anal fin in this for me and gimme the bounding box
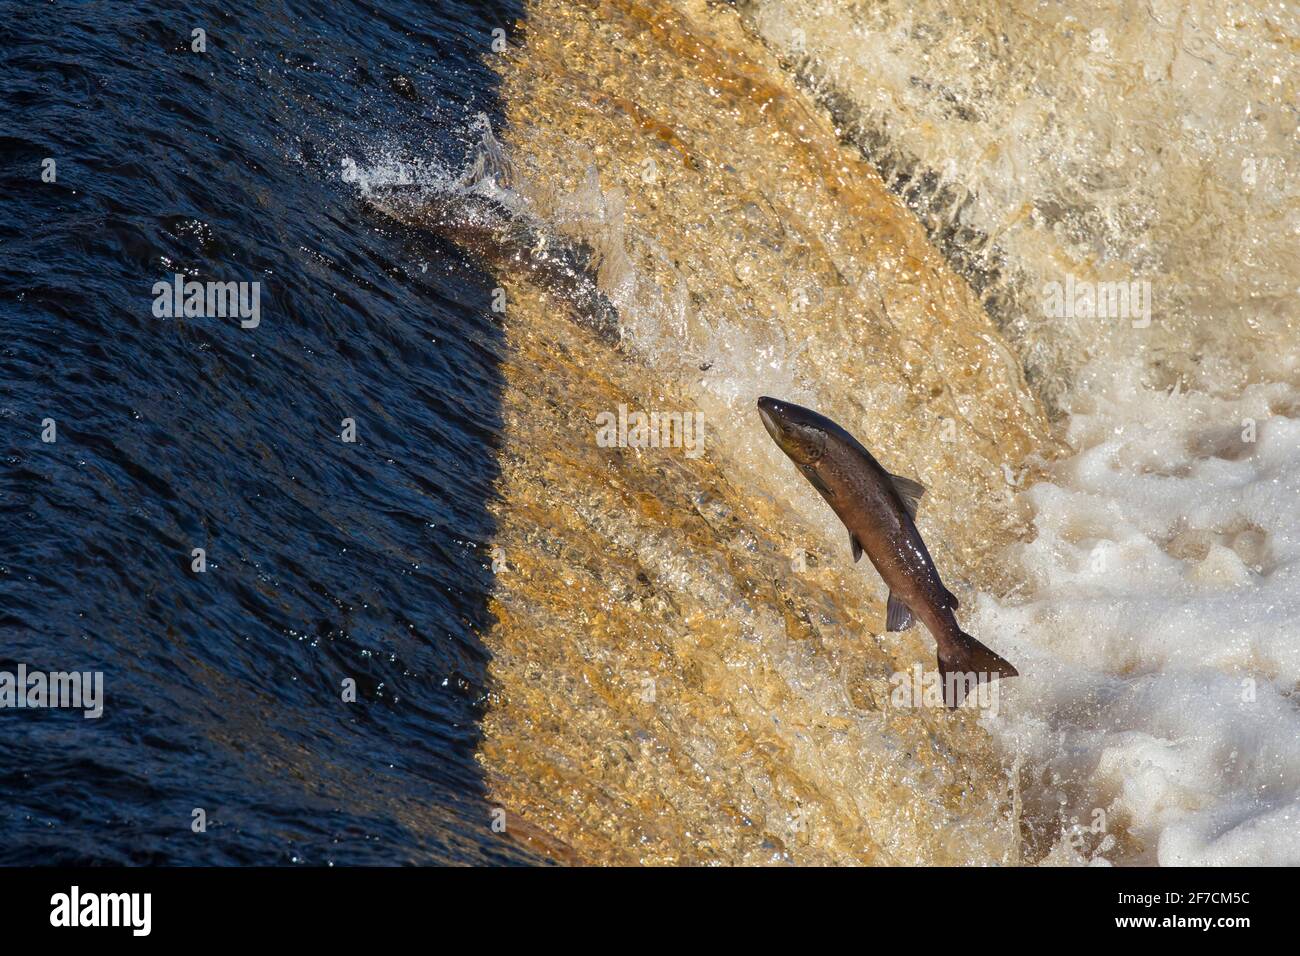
[888,472,926,519]
[885,592,914,632]
[850,533,863,563]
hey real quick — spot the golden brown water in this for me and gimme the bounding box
[739,0,1299,408]
[473,0,1058,865]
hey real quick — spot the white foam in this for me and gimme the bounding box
[342,114,522,208]
[974,366,1300,864]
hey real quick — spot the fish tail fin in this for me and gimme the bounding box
[936,630,1018,708]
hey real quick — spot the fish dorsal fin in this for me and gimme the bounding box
[849,533,863,563]
[888,472,925,519]
[886,592,914,632]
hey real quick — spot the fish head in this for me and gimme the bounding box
[757,396,828,466]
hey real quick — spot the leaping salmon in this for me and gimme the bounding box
[757,396,1018,707]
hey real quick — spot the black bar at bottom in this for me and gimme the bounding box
[0,865,1275,941]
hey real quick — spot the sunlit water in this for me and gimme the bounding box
[738,0,1300,864]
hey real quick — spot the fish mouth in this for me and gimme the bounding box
[757,396,784,442]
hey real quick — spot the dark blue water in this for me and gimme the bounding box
[0,0,543,864]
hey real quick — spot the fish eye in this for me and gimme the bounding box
[796,427,826,462]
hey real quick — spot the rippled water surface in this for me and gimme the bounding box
[1,0,541,865]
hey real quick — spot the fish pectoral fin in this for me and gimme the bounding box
[802,465,833,499]
[850,533,864,563]
[945,587,959,609]
[888,472,926,519]
[885,592,914,632]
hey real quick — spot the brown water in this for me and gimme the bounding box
[474,0,1057,865]
[739,0,1298,408]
